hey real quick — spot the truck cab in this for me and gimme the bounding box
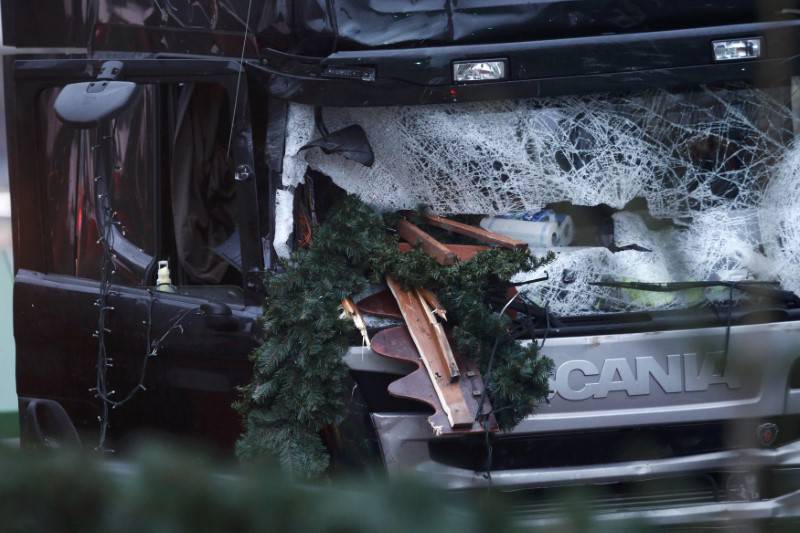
[5,1,800,525]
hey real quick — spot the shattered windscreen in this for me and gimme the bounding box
[279,82,800,316]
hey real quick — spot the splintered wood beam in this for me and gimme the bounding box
[357,287,446,322]
[371,327,497,436]
[418,287,446,321]
[399,242,490,262]
[416,288,458,381]
[444,244,489,262]
[386,277,473,428]
[397,219,457,266]
[418,213,528,250]
[341,297,370,347]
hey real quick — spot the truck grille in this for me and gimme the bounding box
[429,418,800,471]
[505,475,722,518]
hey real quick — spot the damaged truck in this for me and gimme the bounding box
[6,0,800,526]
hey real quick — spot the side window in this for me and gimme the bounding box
[74,86,159,286]
[166,83,241,292]
[37,81,243,302]
[107,87,159,271]
[37,84,159,286]
[37,87,81,276]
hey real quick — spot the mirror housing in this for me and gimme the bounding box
[54,80,139,129]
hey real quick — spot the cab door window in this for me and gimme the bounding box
[168,83,240,288]
[37,81,245,303]
[37,85,158,286]
[75,85,160,285]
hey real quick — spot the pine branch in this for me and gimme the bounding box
[235,195,554,477]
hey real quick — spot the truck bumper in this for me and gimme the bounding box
[373,413,800,526]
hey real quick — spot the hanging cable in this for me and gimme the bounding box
[225,0,254,158]
[91,121,120,451]
[473,291,523,487]
[720,284,734,373]
[90,120,195,452]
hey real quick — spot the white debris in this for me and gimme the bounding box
[281,103,315,189]
[302,86,789,218]
[273,189,295,259]
[273,104,315,259]
[680,208,769,282]
[761,143,800,295]
[512,247,620,315]
[280,84,800,313]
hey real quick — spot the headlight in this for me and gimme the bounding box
[712,38,762,61]
[453,59,508,83]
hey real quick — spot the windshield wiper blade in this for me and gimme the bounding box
[591,280,779,291]
[591,280,799,306]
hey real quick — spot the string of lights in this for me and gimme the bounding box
[88,121,194,452]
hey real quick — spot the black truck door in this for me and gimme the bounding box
[8,59,266,451]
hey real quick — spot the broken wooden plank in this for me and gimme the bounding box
[443,244,489,262]
[341,297,370,347]
[418,287,446,321]
[418,213,528,250]
[397,219,457,266]
[415,288,459,381]
[399,242,490,262]
[356,290,402,319]
[386,276,473,428]
[356,286,445,321]
[362,240,490,322]
[371,326,496,436]
[370,326,445,430]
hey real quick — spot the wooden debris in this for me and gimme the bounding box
[397,219,457,266]
[418,287,446,321]
[398,242,490,262]
[386,277,472,428]
[371,326,495,436]
[363,216,516,434]
[415,288,458,381]
[357,290,402,319]
[341,297,370,347]
[417,212,528,250]
[357,287,445,322]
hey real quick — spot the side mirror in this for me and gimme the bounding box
[54,80,140,129]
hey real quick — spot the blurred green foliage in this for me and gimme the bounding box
[0,411,19,438]
[0,443,514,533]
[2,442,796,533]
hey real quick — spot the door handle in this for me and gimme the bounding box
[199,302,238,332]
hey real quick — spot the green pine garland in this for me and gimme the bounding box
[235,195,554,477]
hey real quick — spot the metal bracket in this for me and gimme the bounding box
[97,60,124,81]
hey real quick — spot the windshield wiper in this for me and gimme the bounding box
[591,280,800,306]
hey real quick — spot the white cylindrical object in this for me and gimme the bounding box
[156,260,175,292]
[480,217,560,247]
[555,215,575,246]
